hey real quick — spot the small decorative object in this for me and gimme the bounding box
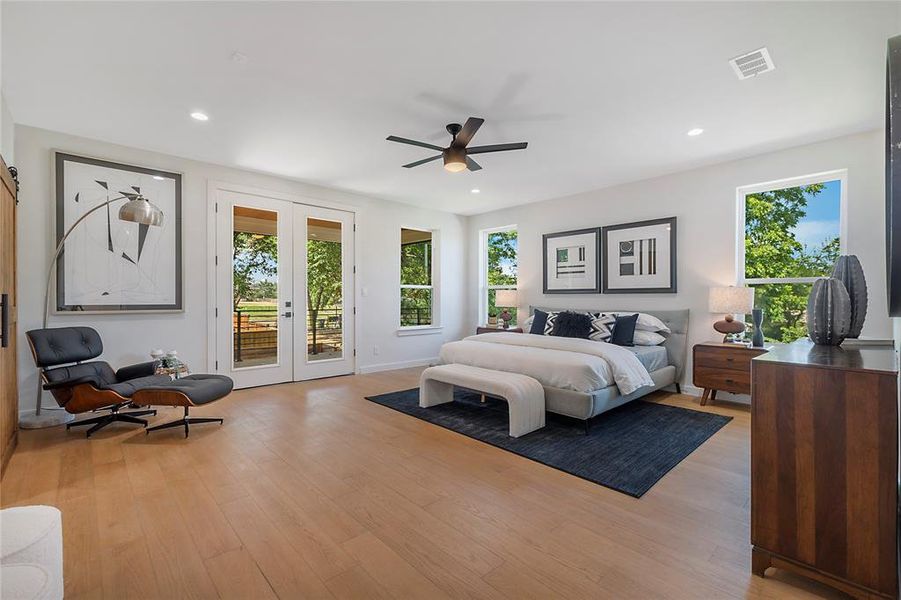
[150,349,164,360]
[55,152,182,313]
[542,228,601,293]
[831,255,867,338]
[751,309,765,347]
[807,277,852,345]
[602,217,677,293]
[494,289,518,329]
[708,286,754,342]
[488,312,498,326]
[164,350,178,367]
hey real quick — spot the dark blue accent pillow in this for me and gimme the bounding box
[529,310,549,335]
[551,311,592,339]
[610,313,639,346]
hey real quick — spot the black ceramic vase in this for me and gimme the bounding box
[806,277,852,345]
[751,309,764,347]
[830,255,867,338]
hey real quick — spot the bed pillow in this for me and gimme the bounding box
[610,313,639,346]
[528,311,549,335]
[632,330,666,346]
[549,311,593,339]
[543,311,559,335]
[614,312,671,333]
[589,313,615,342]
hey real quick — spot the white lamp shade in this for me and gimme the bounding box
[494,289,518,308]
[709,286,754,314]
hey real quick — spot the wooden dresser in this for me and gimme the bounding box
[1,156,18,477]
[751,341,898,599]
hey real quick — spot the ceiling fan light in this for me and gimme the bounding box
[443,147,467,173]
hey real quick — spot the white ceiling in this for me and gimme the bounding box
[3,1,899,215]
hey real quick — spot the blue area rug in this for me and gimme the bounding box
[366,388,732,497]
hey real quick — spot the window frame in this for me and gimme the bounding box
[398,226,440,333]
[479,224,518,325]
[736,169,848,287]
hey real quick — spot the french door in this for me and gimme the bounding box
[215,189,355,388]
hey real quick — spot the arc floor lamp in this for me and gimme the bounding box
[19,193,164,429]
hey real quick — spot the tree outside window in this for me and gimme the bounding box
[401,228,434,327]
[484,229,518,324]
[741,176,843,343]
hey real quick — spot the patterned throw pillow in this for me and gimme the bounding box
[589,313,616,342]
[543,311,559,335]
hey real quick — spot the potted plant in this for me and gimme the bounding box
[488,309,498,326]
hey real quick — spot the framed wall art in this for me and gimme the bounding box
[55,152,183,313]
[542,227,601,294]
[602,217,677,293]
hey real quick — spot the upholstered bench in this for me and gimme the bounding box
[419,364,545,437]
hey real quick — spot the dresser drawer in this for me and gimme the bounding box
[694,366,750,393]
[694,347,755,372]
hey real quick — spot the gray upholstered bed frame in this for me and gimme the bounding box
[528,306,690,423]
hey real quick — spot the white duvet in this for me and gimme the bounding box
[438,333,655,395]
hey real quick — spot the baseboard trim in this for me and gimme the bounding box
[358,357,438,374]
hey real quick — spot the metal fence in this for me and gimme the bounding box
[400,307,432,327]
[233,306,344,363]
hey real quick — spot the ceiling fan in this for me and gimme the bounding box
[386,117,528,172]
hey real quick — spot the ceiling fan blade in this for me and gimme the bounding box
[402,155,442,168]
[387,136,444,152]
[466,142,528,155]
[453,117,484,148]
[466,157,482,171]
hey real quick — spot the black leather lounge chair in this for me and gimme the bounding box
[27,326,233,438]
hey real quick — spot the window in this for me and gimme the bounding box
[738,171,846,343]
[400,228,435,327]
[480,226,518,325]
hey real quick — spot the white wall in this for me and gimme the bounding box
[466,129,890,400]
[15,125,467,412]
[1,93,13,164]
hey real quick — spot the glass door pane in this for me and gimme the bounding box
[218,192,293,389]
[294,204,354,381]
[232,205,279,369]
[306,217,343,362]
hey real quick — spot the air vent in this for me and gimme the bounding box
[729,47,775,80]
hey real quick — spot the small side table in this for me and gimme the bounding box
[476,326,523,334]
[692,342,769,405]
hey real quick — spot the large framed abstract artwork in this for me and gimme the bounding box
[542,227,601,294]
[54,152,182,313]
[602,217,677,294]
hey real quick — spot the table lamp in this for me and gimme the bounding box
[709,286,754,342]
[494,289,518,329]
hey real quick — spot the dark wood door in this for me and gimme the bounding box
[0,155,17,476]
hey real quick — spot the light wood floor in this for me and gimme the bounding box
[1,367,845,600]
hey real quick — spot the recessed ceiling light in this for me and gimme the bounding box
[152,175,165,181]
[687,128,704,137]
[471,189,480,194]
[190,111,209,121]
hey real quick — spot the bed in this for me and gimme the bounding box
[438,307,689,422]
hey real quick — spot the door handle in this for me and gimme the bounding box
[282,311,293,318]
[1,293,8,348]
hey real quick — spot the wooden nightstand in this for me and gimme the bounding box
[476,326,523,334]
[693,342,769,405]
